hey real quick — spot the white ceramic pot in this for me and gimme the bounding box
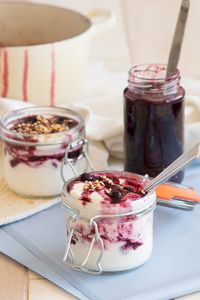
[0,3,116,105]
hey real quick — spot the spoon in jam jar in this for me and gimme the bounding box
[166,0,190,77]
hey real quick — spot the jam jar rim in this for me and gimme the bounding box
[62,170,156,215]
[0,106,85,147]
[128,63,180,82]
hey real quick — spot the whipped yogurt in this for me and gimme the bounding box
[62,171,156,273]
[0,107,86,197]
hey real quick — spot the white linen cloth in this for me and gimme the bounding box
[70,64,200,155]
[0,62,199,225]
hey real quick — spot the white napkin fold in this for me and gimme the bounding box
[0,176,60,226]
[68,62,126,161]
[182,78,200,150]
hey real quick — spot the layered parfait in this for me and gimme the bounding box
[0,107,86,197]
[63,171,156,272]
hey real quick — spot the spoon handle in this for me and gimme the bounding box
[157,199,194,211]
[166,0,190,77]
[144,143,200,193]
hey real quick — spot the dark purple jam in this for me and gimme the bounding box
[120,240,142,252]
[5,143,83,168]
[124,66,184,183]
[5,145,62,168]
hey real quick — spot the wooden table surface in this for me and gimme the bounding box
[0,253,75,300]
[1,0,200,299]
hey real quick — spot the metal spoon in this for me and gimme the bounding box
[157,198,195,211]
[144,143,200,194]
[166,0,190,77]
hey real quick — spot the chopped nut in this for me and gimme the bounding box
[83,179,105,191]
[11,115,75,135]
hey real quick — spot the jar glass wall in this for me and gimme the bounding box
[0,106,86,197]
[62,171,156,273]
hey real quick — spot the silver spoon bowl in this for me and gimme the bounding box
[144,143,200,194]
[144,143,200,210]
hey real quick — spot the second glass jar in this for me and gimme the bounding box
[124,64,185,183]
[0,106,87,197]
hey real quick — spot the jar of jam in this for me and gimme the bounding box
[124,64,185,183]
[0,106,87,197]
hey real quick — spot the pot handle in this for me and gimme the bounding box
[86,9,117,35]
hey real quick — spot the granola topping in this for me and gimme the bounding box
[11,115,76,135]
[83,179,105,191]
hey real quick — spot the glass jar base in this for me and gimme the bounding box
[7,186,61,199]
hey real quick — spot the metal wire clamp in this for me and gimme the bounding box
[62,200,156,274]
[61,137,94,181]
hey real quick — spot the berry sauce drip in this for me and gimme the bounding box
[70,225,143,253]
[68,172,146,204]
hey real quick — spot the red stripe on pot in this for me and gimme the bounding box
[0,49,2,93]
[2,49,9,97]
[50,46,55,106]
[0,49,1,77]
[23,49,29,101]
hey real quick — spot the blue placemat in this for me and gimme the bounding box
[2,162,200,300]
[0,229,89,300]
